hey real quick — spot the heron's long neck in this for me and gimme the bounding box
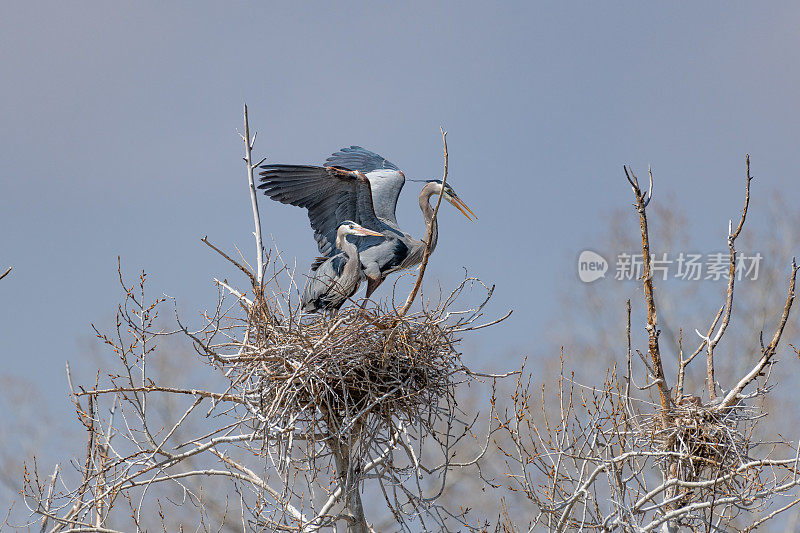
[419,183,439,252]
[336,232,360,271]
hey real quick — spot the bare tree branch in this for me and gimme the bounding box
[242,104,265,286]
[396,127,448,318]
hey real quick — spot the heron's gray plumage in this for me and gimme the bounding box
[301,221,377,312]
[325,146,398,173]
[325,147,406,229]
[302,251,360,312]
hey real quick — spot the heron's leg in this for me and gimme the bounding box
[359,279,382,312]
[359,263,384,307]
[359,277,382,314]
[365,276,383,298]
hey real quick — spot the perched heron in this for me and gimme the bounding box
[301,221,383,313]
[259,146,475,298]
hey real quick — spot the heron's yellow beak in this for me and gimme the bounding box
[449,195,477,221]
[355,227,384,237]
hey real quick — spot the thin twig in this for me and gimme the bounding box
[242,104,265,286]
[396,127,448,318]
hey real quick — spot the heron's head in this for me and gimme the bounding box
[338,221,384,238]
[413,180,477,221]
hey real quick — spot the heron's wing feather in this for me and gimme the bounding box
[326,147,405,227]
[353,171,383,230]
[310,256,328,272]
[367,171,405,227]
[324,146,398,173]
[258,165,382,257]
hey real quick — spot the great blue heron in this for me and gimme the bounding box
[259,146,475,298]
[301,220,383,313]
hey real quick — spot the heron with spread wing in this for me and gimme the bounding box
[258,146,475,302]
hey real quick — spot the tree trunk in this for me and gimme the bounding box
[331,439,368,533]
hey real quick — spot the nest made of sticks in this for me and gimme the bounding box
[634,395,752,487]
[245,305,461,431]
[199,270,500,445]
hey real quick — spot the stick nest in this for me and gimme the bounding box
[632,395,753,492]
[246,306,460,431]
[668,398,750,477]
[201,272,500,443]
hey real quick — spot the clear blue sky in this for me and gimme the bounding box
[2,3,800,425]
